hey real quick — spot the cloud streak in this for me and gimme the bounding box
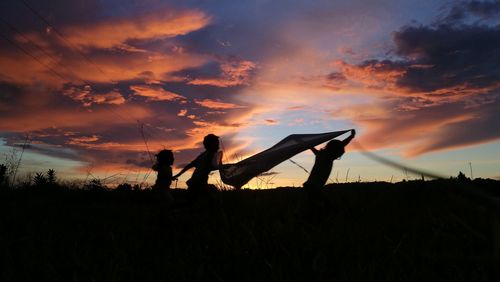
[60,10,211,49]
[130,85,185,102]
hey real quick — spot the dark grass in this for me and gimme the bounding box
[1,180,499,281]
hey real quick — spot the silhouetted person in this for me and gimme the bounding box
[303,129,355,191]
[173,134,222,195]
[152,149,174,190]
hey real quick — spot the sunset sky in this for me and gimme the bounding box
[1,0,499,188]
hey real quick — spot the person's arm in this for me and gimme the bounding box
[310,147,319,155]
[173,161,195,179]
[341,129,356,147]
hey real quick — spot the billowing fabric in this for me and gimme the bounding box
[220,130,351,188]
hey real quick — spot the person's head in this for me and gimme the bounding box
[324,139,345,159]
[203,134,220,151]
[156,149,174,165]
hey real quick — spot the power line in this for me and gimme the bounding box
[18,0,176,141]
[0,31,68,81]
[17,0,177,143]
[8,2,177,181]
[20,0,108,77]
[0,22,156,184]
[2,13,171,145]
[0,16,82,83]
[0,15,151,132]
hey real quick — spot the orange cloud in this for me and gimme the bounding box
[194,99,245,109]
[68,135,100,145]
[130,85,185,102]
[0,104,151,132]
[336,101,479,157]
[63,85,125,106]
[93,90,126,105]
[72,51,208,84]
[0,41,208,86]
[333,59,406,90]
[0,49,66,86]
[60,10,210,49]
[2,8,210,87]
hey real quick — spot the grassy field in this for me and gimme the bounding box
[0,179,499,281]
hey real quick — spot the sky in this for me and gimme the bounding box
[1,0,499,188]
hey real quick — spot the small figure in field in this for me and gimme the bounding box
[152,149,174,190]
[303,129,355,190]
[173,134,223,193]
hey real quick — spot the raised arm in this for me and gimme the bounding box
[310,147,319,155]
[341,129,356,147]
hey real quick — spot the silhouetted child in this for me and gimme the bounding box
[173,134,222,194]
[152,149,174,190]
[303,129,355,191]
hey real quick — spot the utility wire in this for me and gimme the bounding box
[7,12,168,142]
[20,0,108,76]
[0,16,81,82]
[0,31,68,81]
[8,3,175,185]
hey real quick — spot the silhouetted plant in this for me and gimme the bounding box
[84,179,106,191]
[18,172,33,188]
[456,171,471,182]
[116,183,132,191]
[0,164,7,189]
[33,172,48,187]
[3,148,19,186]
[47,169,57,185]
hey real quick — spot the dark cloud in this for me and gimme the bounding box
[125,158,151,169]
[326,72,347,82]
[393,24,500,92]
[442,0,500,23]
[410,98,500,155]
[338,2,500,95]
[337,23,500,94]
[337,1,500,95]
[333,1,500,155]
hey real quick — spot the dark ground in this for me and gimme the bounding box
[1,179,499,282]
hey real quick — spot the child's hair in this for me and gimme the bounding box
[156,149,174,165]
[325,139,345,158]
[203,134,220,151]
